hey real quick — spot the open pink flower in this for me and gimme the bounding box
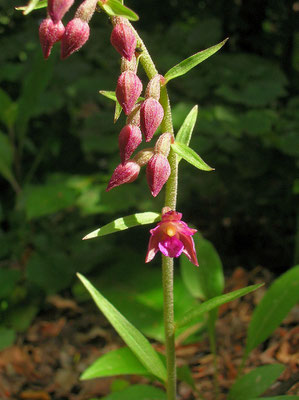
[145,210,198,266]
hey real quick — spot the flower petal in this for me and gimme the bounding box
[180,234,199,266]
[159,237,184,258]
[145,230,161,263]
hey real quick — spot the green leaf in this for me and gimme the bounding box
[176,105,198,163]
[114,100,122,123]
[0,328,16,351]
[77,274,167,382]
[0,132,19,191]
[0,89,17,128]
[171,141,214,171]
[7,304,38,332]
[0,269,21,299]
[16,51,54,139]
[245,265,299,357]
[250,397,299,400]
[165,38,228,82]
[99,90,118,101]
[81,347,149,380]
[83,212,160,240]
[101,0,139,21]
[176,284,263,328]
[23,182,78,219]
[100,384,166,400]
[15,0,47,12]
[227,364,285,400]
[180,234,224,300]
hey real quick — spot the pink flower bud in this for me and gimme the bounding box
[140,98,164,142]
[119,124,142,164]
[48,0,74,24]
[146,154,171,197]
[133,148,154,167]
[116,71,143,115]
[61,18,90,59]
[39,18,65,60]
[154,132,173,157]
[111,23,137,61]
[106,161,140,191]
[75,0,98,23]
[126,102,141,126]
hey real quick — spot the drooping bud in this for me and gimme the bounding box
[145,74,163,100]
[126,102,141,126]
[39,18,65,59]
[111,23,137,61]
[106,161,140,191]
[146,154,171,197]
[116,71,143,115]
[132,148,154,167]
[48,0,74,24]
[61,18,90,59]
[119,124,142,164]
[140,98,164,142]
[154,132,173,157]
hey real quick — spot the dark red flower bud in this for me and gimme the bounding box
[106,161,140,191]
[39,18,65,59]
[111,23,137,61]
[119,124,142,164]
[48,0,74,24]
[61,18,90,59]
[140,98,164,142]
[146,153,171,197]
[116,71,143,115]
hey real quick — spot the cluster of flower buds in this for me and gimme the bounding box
[107,22,171,197]
[39,0,97,59]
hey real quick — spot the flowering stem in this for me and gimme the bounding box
[125,20,178,400]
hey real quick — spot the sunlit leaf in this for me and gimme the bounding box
[165,38,228,82]
[100,0,139,21]
[83,212,160,239]
[227,365,285,400]
[176,284,263,328]
[176,105,198,162]
[245,265,299,358]
[77,274,167,382]
[171,142,214,171]
[114,100,122,123]
[15,0,47,13]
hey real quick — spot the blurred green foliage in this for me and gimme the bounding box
[0,0,298,346]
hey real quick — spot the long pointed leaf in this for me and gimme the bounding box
[165,38,228,82]
[16,0,47,13]
[176,284,263,328]
[83,212,160,239]
[171,142,214,171]
[245,265,299,358]
[77,274,167,382]
[176,105,198,162]
[101,0,139,21]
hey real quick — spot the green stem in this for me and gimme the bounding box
[119,20,178,400]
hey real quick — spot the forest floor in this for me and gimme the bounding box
[0,267,298,400]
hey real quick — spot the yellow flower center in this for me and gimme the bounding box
[165,224,177,237]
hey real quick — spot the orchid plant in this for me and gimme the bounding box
[17,0,299,399]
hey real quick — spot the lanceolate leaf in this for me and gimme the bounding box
[245,265,299,358]
[83,212,160,240]
[176,105,198,162]
[101,0,139,21]
[227,365,285,400]
[165,38,228,82]
[171,142,214,171]
[15,0,47,13]
[176,284,263,328]
[81,347,149,380]
[77,274,167,382]
[99,90,118,101]
[114,100,122,123]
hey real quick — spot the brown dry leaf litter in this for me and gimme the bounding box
[0,267,298,400]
